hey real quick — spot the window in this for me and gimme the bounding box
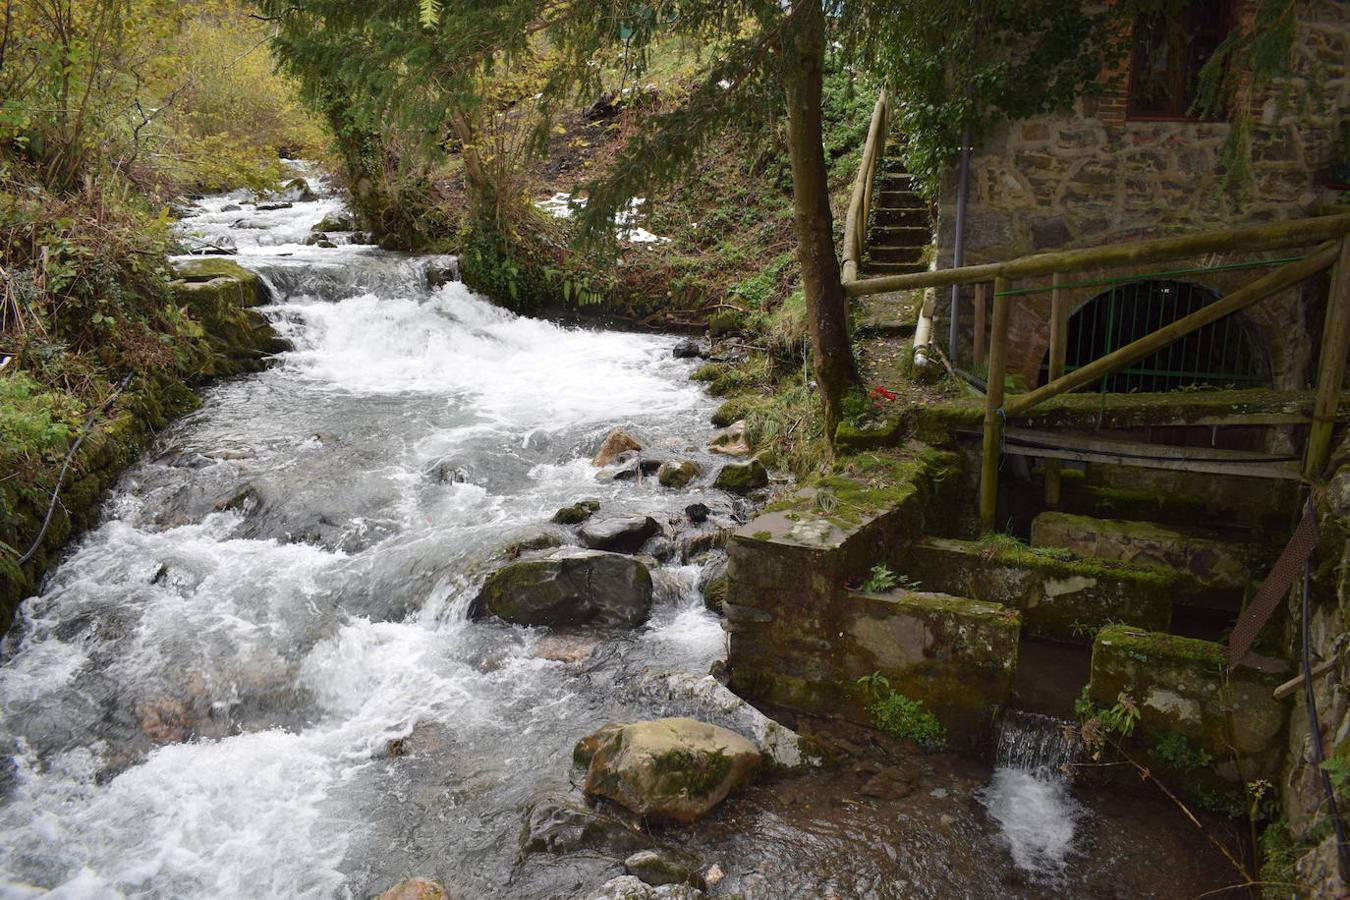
[1127,0,1234,120]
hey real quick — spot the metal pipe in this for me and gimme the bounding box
[947,120,973,363]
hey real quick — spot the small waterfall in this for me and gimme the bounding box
[980,709,1086,880]
[995,709,1080,781]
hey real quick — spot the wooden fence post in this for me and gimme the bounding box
[1304,235,1350,480]
[1044,271,1069,506]
[980,277,1012,530]
[973,282,990,368]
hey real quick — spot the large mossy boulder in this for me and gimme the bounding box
[712,459,767,494]
[657,460,701,489]
[169,258,286,377]
[574,718,761,823]
[470,548,653,627]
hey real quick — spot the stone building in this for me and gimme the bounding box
[932,0,1348,391]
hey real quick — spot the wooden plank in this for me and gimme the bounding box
[973,281,989,368]
[1005,244,1341,417]
[1273,658,1338,700]
[1000,443,1303,480]
[1002,428,1301,463]
[844,213,1350,298]
[1044,272,1069,506]
[1304,234,1350,479]
[841,91,888,284]
[980,278,1012,529]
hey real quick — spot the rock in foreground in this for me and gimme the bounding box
[378,879,455,900]
[575,718,761,823]
[470,549,652,627]
[712,459,768,494]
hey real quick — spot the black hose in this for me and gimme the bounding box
[14,374,132,567]
[1300,506,1350,883]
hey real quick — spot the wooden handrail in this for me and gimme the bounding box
[846,213,1350,298]
[841,90,889,284]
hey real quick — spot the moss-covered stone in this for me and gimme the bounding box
[904,535,1176,640]
[713,459,768,494]
[551,499,601,524]
[657,460,701,489]
[1089,624,1287,806]
[711,397,753,428]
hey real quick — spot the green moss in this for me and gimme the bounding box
[711,397,754,428]
[1095,625,1225,666]
[652,748,736,799]
[713,460,768,494]
[690,363,724,382]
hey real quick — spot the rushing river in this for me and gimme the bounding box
[0,173,1242,899]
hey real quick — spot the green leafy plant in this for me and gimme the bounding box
[862,564,898,593]
[857,672,946,750]
[1152,731,1214,771]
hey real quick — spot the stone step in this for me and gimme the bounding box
[868,245,929,264]
[863,261,930,276]
[878,173,916,191]
[877,189,924,207]
[873,207,929,228]
[901,535,1178,640]
[1029,511,1261,602]
[870,225,932,244]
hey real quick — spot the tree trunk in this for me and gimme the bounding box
[780,0,860,445]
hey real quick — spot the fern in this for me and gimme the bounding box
[417,0,441,30]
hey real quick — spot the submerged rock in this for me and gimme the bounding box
[575,718,761,823]
[552,499,601,524]
[579,516,661,554]
[712,460,768,494]
[594,429,642,466]
[684,503,710,524]
[624,848,705,889]
[377,878,456,900]
[520,795,651,857]
[470,548,653,627]
[672,339,704,360]
[657,461,701,489]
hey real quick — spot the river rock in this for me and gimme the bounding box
[712,460,767,494]
[470,548,653,627]
[657,461,701,489]
[611,458,664,481]
[594,429,642,466]
[583,876,708,900]
[575,718,761,823]
[378,879,456,900]
[552,499,600,524]
[707,421,750,457]
[256,201,293,211]
[684,503,710,524]
[312,212,355,232]
[531,633,603,663]
[520,795,651,857]
[624,848,705,888]
[276,176,318,202]
[579,516,661,554]
[636,673,820,770]
[672,339,704,360]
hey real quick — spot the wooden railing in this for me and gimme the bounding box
[845,213,1350,528]
[840,91,889,284]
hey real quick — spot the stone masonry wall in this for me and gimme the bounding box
[931,1,1348,383]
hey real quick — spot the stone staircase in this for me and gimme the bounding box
[863,160,931,278]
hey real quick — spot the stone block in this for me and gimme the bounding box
[1030,512,1255,598]
[903,536,1175,639]
[1089,626,1287,802]
[842,589,1020,751]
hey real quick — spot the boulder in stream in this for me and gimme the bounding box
[552,499,600,524]
[624,847,706,889]
[377,879,458,900]
[574,718,761,823]
[275,176,318,202]
[520,795,652,857]
[584,876,708,900]
[657,461,701,489]
[579,516,661,554]
[594,429,642,466]
[707,421,750,457]
[712,459,767,494]
[470,548,653,627]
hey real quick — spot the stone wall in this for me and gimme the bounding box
[931,0,1348,383]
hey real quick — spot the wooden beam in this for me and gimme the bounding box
[973,281,989,368]
[1001,428,1300,462]
[1304,234,1350,479]
[999,438,1303,480]
[841,91,888,284]
[980,277,1012,529]
[1273,658,1338,700]
[1044,272,1069,507]
[1005,243,1341,418]
[844,213,1350,299]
